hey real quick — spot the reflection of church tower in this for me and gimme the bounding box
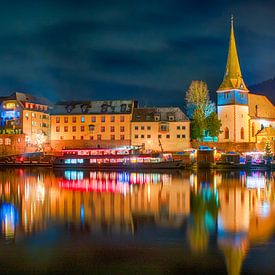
[217,16,249,142]
[219,238,248,275]
[218,182,249,275]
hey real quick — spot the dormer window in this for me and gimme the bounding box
[81,104,89,113]
[120,104,126,112]
[168,115,175,121]
[66,105,73,113]
[101,104,108,113]
[154,114,160,121]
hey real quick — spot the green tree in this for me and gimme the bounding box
[206,112,222,137]
[186,80,220,140]
[191,109,206,140]
[265,141,273,162]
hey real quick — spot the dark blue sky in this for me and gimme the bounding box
[0,0,274,107]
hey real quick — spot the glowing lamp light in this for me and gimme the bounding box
[32,133,46,150]
[0,203,19,239]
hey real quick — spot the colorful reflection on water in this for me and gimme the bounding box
[0,169,275,274]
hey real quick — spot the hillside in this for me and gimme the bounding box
[249,78,275,104]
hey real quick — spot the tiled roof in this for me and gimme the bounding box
[132,107,189,122]
[0,91,52,106]
[248,94,275,119]
[51,100,137,115]
[256,126,275,137]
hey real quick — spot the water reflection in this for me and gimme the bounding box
[0,169,274,274]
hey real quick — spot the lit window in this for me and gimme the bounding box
[5,138,11,145]
[25,112,29,118]
[32,121,36,126]
[81,116,85,123]
[32,113,36,118]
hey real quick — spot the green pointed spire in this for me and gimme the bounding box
[218,16,248,92]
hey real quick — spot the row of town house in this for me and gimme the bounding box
[0,92,191,154]
[1,17,275,155]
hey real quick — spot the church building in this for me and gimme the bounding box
[217,17,275,144]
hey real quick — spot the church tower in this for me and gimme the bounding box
[217,16,249,142]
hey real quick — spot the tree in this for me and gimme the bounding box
[206,112,222,137]
[265,141,272,163]
[191,109,206,140]
[186,80,215,119]
[185,80,219,140]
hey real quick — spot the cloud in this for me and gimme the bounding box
[0,0,273,106]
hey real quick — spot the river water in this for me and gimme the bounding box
[0,168,275,274]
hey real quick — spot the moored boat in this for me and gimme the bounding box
[53,147,183,170]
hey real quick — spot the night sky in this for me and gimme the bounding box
[0,0,274,108]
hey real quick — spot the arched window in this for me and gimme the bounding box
[240,127,244,140]
[252,122,255,137]
[224,127,229,139]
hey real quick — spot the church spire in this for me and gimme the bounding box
[217,16,248,92]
